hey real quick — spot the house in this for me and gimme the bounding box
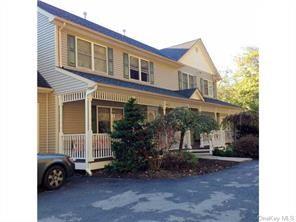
[37,1,241,173]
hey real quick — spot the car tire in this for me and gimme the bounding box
[43,165,66,190]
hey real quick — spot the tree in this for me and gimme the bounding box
[109,98,154,172]
[165,107,218,151]
[218,47,259,112]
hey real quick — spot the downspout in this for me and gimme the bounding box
[85,85,98,176]
[58,22,66,67]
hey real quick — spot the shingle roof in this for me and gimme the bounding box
[204,97,240,108]
[160,39,198,60]
[63,68,239,108]
[38,71,51,88]
[159,48,189,61]
[175,88,197,98]
[38,1,177,61]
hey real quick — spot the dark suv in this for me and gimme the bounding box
[38,154,75,190]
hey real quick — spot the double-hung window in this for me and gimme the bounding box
[203,79,209,95]
[77,39,92,69]
[67,35,111,74]
[130,56,140,80]
[182,73,188,89]
[94,44,107,73]
[129,56,149,82]
[178,72,196,90]
[141,60,149,82]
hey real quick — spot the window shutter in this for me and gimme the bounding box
[200,78,204,94]
[107,47,114,75]
[67,35,76,67]
[149,62,154,84]
[178,71,183,90]
[123,53,129,79]
[193,76,197,88]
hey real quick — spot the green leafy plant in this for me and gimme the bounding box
[213,145,234,157]
[165,107,218,151]
[107,98,154,173]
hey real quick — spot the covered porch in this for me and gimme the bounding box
[57,84,238,172]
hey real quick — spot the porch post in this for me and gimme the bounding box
[162,101,166,115]
[58,96,64,154]
[85,95,94,163]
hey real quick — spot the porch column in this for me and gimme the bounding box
[162,101,167,115]
[58,96,64,154]
[184,130,192,149]
[85,95,94,163]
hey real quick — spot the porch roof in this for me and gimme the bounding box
[63,68,240,108]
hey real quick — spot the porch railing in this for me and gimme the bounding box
[62,133,113,160]
[200,130,234,150]
[63,134,86,159]
[92,133,113,159]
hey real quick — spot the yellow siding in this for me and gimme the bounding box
[60,29,180,90]
[38,91,57,153]
[63,100,85,134]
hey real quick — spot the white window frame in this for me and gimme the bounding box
[208,80,213,97]
[128,54,150,83]
[181,72,195,89]
[74,36,108,74]
[96,106,124,133]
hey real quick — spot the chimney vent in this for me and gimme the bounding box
[83,12,87,19]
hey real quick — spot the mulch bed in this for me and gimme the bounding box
[91,159,239,179]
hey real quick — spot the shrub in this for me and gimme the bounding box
[213,145,234,157]
[161,151,198,170]
[109,98,155,173]
[233,135,259,159]
[222,111,259,138]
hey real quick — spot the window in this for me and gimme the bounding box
[97,107,111,133]
[189,75,194,88]
[208,81,213,97]
[203,79,209,95]
[130,56,139,80]
[141,60,149,82]
[67,35,113,74]
[179,72,196,90]
[67,35,76,66]
[77,39,92,69]
[94,44,107,72]
[182,73,188,89]
[97,107,124,133]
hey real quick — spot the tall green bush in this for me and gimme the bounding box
[108,98,154,172]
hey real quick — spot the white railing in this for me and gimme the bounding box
[62,133,113,160]
[92,133,113,159]
[62,134,86,159]
[200,130,234,153]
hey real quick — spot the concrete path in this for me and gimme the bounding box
[38,161,258,222]
[197,155,253,162]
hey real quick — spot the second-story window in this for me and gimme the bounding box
[178,72,196,90]
[77,39,92,69]
[94,44,107,72]
[141,60,149,82]
[130,56,140,80]
[182,73,188,89]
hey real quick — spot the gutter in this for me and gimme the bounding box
[85,85,98,176]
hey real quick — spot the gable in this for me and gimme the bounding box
[178,41,213,74]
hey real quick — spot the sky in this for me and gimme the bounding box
[42,0,259,74]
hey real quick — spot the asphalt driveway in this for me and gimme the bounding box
[38,161,258,222]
